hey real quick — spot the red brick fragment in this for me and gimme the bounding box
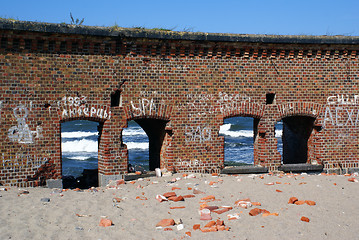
[168,195,184,202]
[205,206,219,211]
[288,197,298,204]
[348,178,358,182]
[156,219,175,227]
[204,221,216,228]
[295,200,305,205]
[201,195,215,201]
[164,227,173,231]
[301,216,310,222]
[305,200,316,206]
[212,207,232,214]
[99,218,113,227]
[249,208,261,216]
[163,192,177,198]
[170,206,185,209]
[193,224,201,230]
[182,194,195,198]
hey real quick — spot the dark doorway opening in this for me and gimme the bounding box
[281,116,315,164]
[61,120,101,188]
[123,119,168,172]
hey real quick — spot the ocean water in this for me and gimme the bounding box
[61,118,283,177]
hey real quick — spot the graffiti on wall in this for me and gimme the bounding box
[182,92,251,119]
[323,94,359,128]
[8,104,42,144]
[327,94,359,105]
[185,125,212,143]
[130,98,157,117]
[1,152,48,170]
[60,96,111,120]
[217,92,251,115]
[176,158,204,168]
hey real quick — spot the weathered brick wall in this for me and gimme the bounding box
[1,20,359,186]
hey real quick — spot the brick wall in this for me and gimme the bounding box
[1,20,359,186]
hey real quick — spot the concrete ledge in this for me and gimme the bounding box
[98,173,123,187]
[279,164,323,173]
[124,172,156,181]
[1,19,359,45]
[46,179,63,189]
[221,166,269,174]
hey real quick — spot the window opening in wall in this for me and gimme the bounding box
[275,120,283,157]
[280,116,315,164]
[123,119,168,173]
[61,120,100,188]
[110,90,121,107]
[266,93,276,104]
[220,116,258,166]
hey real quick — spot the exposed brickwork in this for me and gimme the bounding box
[1,20,359,186]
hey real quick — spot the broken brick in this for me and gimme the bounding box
[295,200,305,205]
[201,195,215,201]
[156,219,175,227]
[163,192,177,198]
[99,218,113,227]
[204,221,216,228]
[168,196,184,202]
[301,216,310,222]
[305,200,316,206]
[193,224,201,230]
[288,197,298,204]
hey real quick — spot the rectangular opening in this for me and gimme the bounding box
[266,93,276,104]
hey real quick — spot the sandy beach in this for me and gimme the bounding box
[1,172,359,240]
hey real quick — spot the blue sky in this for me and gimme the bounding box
[2,0,359,36]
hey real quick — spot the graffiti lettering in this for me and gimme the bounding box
[323,106,359,128]
[130,98,157,117]
[60,96,87,107]
[62,106,111,120]
[327,94,359,105]
[185,125,212,143]
[1,152,48,170]
[176,158,204,167]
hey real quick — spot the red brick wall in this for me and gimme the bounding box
[1,24,359,186]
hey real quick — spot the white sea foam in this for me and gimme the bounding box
[275,130,282,138]
[125,142,149,150]
[62,139,98,153]
[122,128,147,136]
[219,124,253,138]
[220,124,283,138]
[62,131,98,138]
[70,156,91,161]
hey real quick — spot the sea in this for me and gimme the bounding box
[61,118,283,177]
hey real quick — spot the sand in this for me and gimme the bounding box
[1,172,359,240]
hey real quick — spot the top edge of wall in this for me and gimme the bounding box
[1,19,359,45]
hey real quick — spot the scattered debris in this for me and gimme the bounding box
[227,213,240,220]
[301,216,310,222]
[199,208,212,220]
[249,208,269,216]
[99,218,113,227]
[156,219,175,227]
[348,178,358,182]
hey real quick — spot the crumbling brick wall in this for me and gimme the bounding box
[0,20,359,186]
